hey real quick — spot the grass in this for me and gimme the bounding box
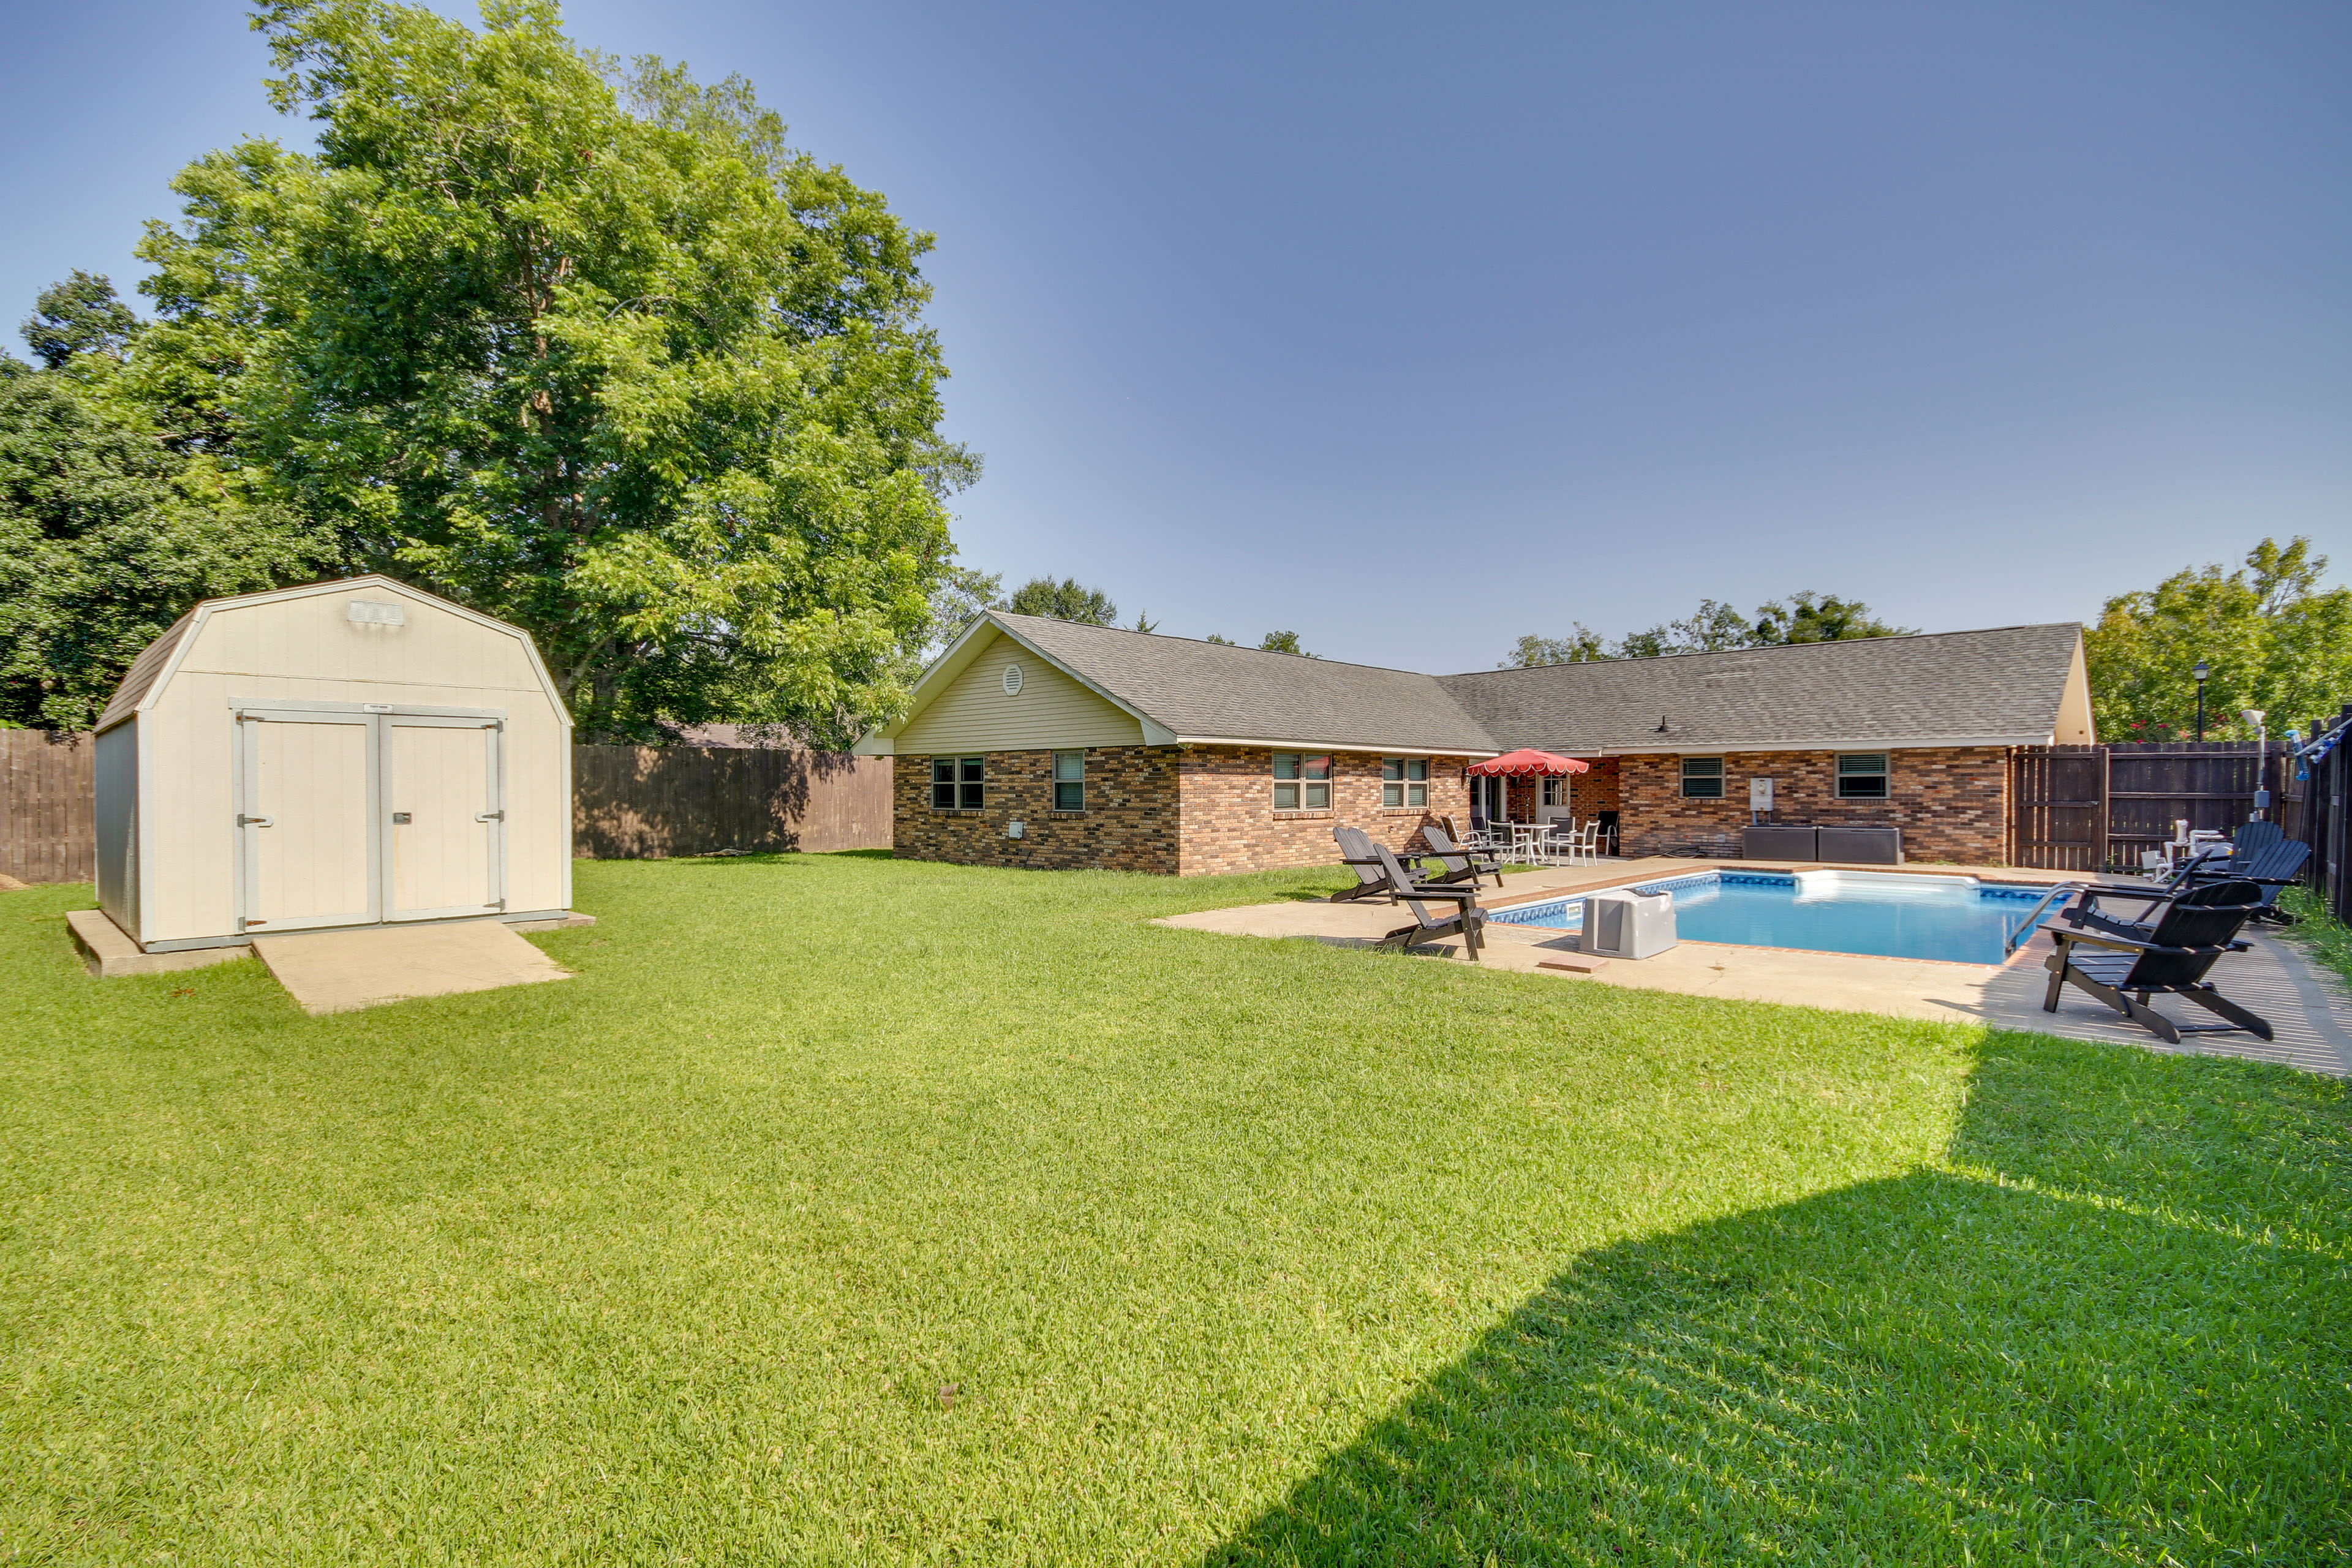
[0,853,2345,1565]
[2282,884,2352,990]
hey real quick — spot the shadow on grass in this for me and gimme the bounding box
[1205,1035,2350,1565]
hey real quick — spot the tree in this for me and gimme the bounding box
[135,1,969,744]
[1257,630,1314,657]
[1203,633,1234,645]
[1505,590,1910,665]
[0,365,328,727]
[922,565,1002,655]
[19,273,140,370]
[1128,609,1158,634]
[1752,590,1910,644]
[1006,576,1117,625]
[2084,537,2352,741]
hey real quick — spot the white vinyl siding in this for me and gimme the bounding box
[895,630,1145,752]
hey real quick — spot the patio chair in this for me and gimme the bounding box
[2179,838,2310,925]
[1573,819,1602,865]
[2231,820,2284,858]
[1419,823,1506,888]
[1368,843,1487,961]
[2043,880,2272,1045]
[1329,825,1398,904]
[1446,813,1501,853]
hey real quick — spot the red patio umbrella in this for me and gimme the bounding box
[1466,748,1589,776]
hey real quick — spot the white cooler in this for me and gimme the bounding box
[1582,889,1677,959]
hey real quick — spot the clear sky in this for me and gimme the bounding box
[4,1,2346,671]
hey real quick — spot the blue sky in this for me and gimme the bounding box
[4,0,2346,671]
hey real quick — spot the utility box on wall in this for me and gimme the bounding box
[91,575,578,954]
[1749,777,1774,812]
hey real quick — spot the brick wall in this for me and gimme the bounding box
[892,747,1182,872]
[1616,747,2010,864]
[892,745,1476,876]
[1177,747,1472,876]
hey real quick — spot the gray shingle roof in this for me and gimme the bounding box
[96,609,197,731]
[991,613,1500,753]
[1436,623,2084,753]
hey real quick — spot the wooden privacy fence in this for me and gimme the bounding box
[2008,741,2290,873]
[1,734,891,884]
[2288,704,2352,924]
[573,746,891,859]
[1,730,95,886]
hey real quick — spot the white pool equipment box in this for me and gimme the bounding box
[1582,889,1678,959]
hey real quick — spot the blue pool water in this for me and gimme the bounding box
[1485,870,2052,963]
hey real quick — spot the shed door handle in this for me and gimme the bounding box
[239,815,273,827]
[475,810,504,822]
[391,812,413,824]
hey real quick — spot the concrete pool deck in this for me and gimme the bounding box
[1155,858,2352,1077]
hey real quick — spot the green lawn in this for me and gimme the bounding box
[1,854,2345,1565]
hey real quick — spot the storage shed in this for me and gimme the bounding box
[92,576,576,953]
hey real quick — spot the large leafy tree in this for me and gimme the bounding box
[1005,576,1117,625]
[0,358,326,728]
[2084,537,2352,741]
[1502,590,1912,666]
[136,1,971,743]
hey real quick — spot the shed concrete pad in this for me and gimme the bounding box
[253,920,570,1015]
[67,908,251,979]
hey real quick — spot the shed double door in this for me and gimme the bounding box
[236,707,505,933]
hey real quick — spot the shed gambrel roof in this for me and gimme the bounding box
[1436,622,2086,753]
[94,575,570,733]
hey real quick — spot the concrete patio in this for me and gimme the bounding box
[1156,857,2352,1077]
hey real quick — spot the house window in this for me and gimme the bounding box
[931,756,984,810]
[1382,757,1428,808]
[1053,750,1085,811]
[1681,756,1724,799]
[1273,752,1332,810]
[1836,752,1890,799]
[1541,776,1565,807]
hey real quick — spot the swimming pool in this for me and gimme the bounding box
[1485,870,2056,964]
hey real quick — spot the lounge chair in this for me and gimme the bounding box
[1417,823,1506,889]
[1329,825,1398,904]
[1368,843,1487,960]
[2180,838,2310,924]
[2043,879,2272,1044]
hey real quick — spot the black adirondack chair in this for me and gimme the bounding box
[1330,825,1399,903]
[2228,820,2284,859]
[1368,843,1487,960]
[1417,823,1506,889]
[2044,879,2272,1044]
[2180,838,2310,925]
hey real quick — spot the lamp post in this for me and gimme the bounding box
[2193,659,2211,741]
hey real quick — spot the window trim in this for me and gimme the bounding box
[1834,752,1891,800]
[1273,751,1333,812]
[1052,748,1085,812]
[1381,756,1429,809]
[1680,756,1725,800]
[930,755,985,810]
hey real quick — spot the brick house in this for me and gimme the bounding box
[856,614,2094,874]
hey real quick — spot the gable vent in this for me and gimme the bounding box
[1002,663,1024,695]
